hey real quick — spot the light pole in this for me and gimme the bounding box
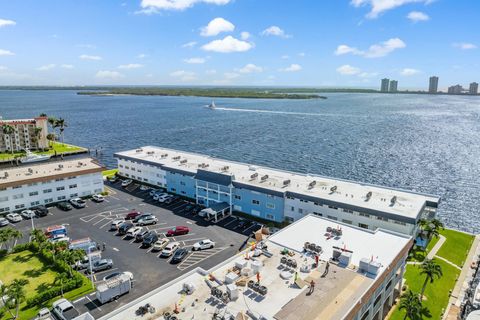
[88,246,95,289]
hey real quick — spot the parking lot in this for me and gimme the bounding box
[5,180,261,318]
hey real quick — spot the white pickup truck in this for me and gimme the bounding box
[51,299,94,320]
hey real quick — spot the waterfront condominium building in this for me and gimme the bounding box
[389,80,398,92]
[0,158,104,214]
[429,76,439,93]
[380,78,390,92]
[115,146,440,236]
[470,82,478,95]
[0,116,49,152]
[448,84,463,94]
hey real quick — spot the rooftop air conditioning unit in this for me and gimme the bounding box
[59,164,64,169]
[330,186,337,193]
[173,156,181,160]
[260,175,269,182]
[390,196,397,206]
[221,166,229,172]
[180,159,187,164]
[308,181,316,189]
[250,173,258,180]
[161,153,168,158]
[283,179,291,186]
[147,151,154,155]
[366,191,372,201]
[135,149,142,153]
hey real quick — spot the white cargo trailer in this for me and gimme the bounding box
[96,273,131,304]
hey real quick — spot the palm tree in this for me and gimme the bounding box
[54,272,69,297]
[58,249,84,276]
[0,282,15,319]
[8,278,29,319]
[420,259,443,301]
[399,290,423,320]
[30,229,47,245]
[0,228,22,251]
[55,118,67,146]
[2,124,15,154]
[39,113,47,117]
[47,117,57,146]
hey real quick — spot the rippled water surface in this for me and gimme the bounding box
[1,90,479,231]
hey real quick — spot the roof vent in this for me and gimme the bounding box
[180,159,187,164]
[365,191,372,201]
[146,151,154,155]
[135,149,143,153]
[260,174,269,182]
[390,196,397,206]
[308,180,316,189]
[330,185,337,193]
[172,156,181,161]
[221,166,229,172]
[160,153,168,158]
[250,173,258,180]
[283,179,291,186]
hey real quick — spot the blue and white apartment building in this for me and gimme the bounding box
[115,146,440,236]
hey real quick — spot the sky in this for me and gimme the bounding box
[0,0,478,89]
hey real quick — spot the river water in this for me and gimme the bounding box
[1,90,479,231]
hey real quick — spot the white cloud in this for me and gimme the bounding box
[407,11,429,22]
[261,26,291,38]
[400,68,420,76]
[334,38,406,58]
[351,0,433,19]
[118,63,143,69]
[201,17,235,37]
[240,32,250,40]
[0,49,14,56]
[202,36,253,53]
[0,19,16,28]
[279,64,302,72]
[184,57,206,64]
[170,70,196,81]
[358,71,379,78]
[76,44,96,49]
[79,54,102,61]
[0,66,8,71]
[281,55,290,59]
[298,52,306,57]
[336,64,361,75]
[95,70,124,79]
[182,41,197,48]
[61,64,74,69]
[224,72,239,79]
[139,0,231,13]
[137,53,147,59]
[237,63,263,74]
[37,64,56,71]
[453,42,477,50]
[205,69,217,75]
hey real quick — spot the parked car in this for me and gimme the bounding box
[86,259,113,274]
[49,234,70,244]
[57,202,73,211]
[6,213,22,223]
[73,252,102,270]
[0,217,9,227]
[136,215,158,226]
[149,189,161,197]
[133,213,152,223]
[237,219,247,229]
[33,205,49,217]
[164,196,177,205]
[126,226,143,238]
[166,226,190,237]
[51,299,80,320]
[183,204,194,213]
[110,219,125,231]
[118,222,134,235]
[121,179,133,187]
[108,176,118,183]
[192,239,215,251]
[69,198,86,209]
[171,248,188,263]
[157,194,172,203]
[103,271,133,282]
[191,205,202,215]
[141,232,158,248]
[160,242,180,257]
[92,194,105,202]
[135,229,149,242]
[140,185,150,191]
[21,209,37,219]
[34,308,53,320]
[152,238,169,251]
[153,192,168,201]
[125,210,141,220]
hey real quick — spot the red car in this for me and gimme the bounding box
[166,226,190,237]
[125,210,141,220]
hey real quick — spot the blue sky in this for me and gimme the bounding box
[0,0,478,89]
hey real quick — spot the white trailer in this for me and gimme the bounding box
[96,273,131,304]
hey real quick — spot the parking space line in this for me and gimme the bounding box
[85,295,102,312]
[177,246,228,271]
[93,217,112,226]
[100,220,113,229]
[170,233,195,239]
[223,218,237,227]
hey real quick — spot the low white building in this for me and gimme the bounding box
[101,214,412,320]
[0,158,104,213]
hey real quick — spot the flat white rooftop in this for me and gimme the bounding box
[0,158,104,188]
[101,215,412,320]
[115,146,439,220]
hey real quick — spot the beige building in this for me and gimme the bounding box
[0,116,49,152]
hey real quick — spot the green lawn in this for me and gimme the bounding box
[407,236,440,262]
[436,228,474,267]
[0,141,85,162]
[389,259,460,320]
[0,250,93,320]
[102,168,118,177]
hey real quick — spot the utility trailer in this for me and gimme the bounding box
[96,273,131,304]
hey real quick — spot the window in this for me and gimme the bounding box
[70,193,78,198]
[374,293,382,307]
[376,216,388,221]
[361,310,370,320]
[343,209,354,214]
[342,219,352,224]
[327,215,338,221]
[234,195,241,200]
[56,186,65,191]
[181,191,186,195]
[359,212,370,218]
[394,220,407,226]
[119,164,123,168]
[29,191,39,196]
[55,178,64,182]
[328,205,338,210]
[298,208,303,214]
[57,196,66,200]
[43,189,52,193]
[252,199,260,205]
[359,223,369,229]
[12,185,22,189]
[266,214,274,220]
[27,182,38,186]
[125,166,130,169]
[290,206,295,212]
[0,207,10,213]
[266,203,275,209]
[31,201,40,206]
[285,216,294,223]
[314,202,322,206]
[44,198,53,204]
[15,204,25,209]
[170,188,176,192]
[69,184,77,189]
[313,212,323,217]
[180,181,186,186]
[143,178,148,182]
[68,176,76,180]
